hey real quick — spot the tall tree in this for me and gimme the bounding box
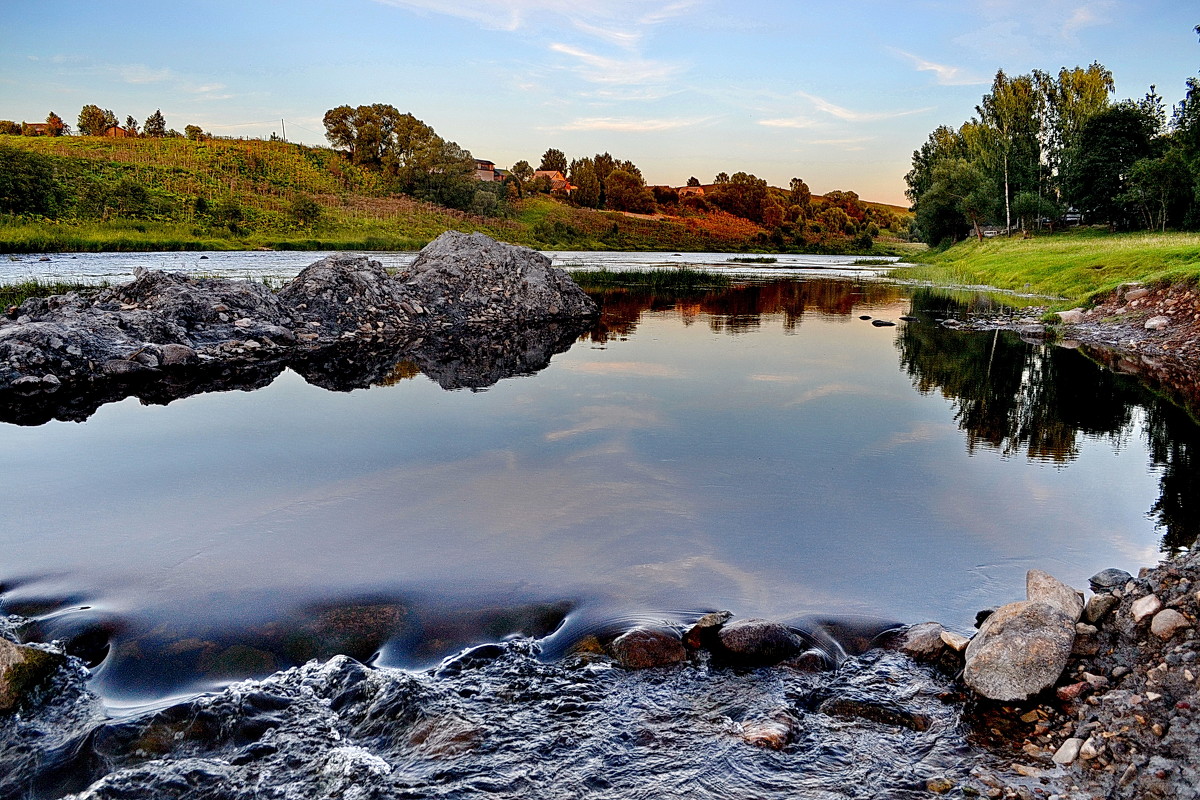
[77,104,113,136]
[124,115,139,136]
[1063,102,1158,226]
[144,109,167,137]
[788,177,812,218]
[605,169,655,213]
[568,157,601,208]
[538,148,567,173]
[44,112,66,136]
[976,70,1043,231]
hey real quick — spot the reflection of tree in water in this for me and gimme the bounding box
[584,279,904,343]
[899,289,1200,551]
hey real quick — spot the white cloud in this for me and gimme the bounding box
[795,91,932,123]
[892,49,987,86]
[549,43,682,86]
[758,117,817,129]
[956,0,1116,61]
[550,116,708,132]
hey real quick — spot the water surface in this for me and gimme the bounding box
[1,268,1196,704]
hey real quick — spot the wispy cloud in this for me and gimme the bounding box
[117,64,174,84]
[795,90,932,123]
[957,0,1116,61]
[758,117,817,129]
[549,42,683,85]
[892,49,987,86]
[809,136,874,150]
[550,116,707,132]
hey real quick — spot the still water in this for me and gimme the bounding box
[1,268,1196,704]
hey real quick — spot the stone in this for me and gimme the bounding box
[1078,736,1104,760]
[1123,287,1150,302]
[1150,609,1192,641]
[816,698,930,731]
[1131,594,1163,623]
[158,343,199,367]
[870,319,896,327]
[1144,316,1171,331]
[963,600,1076,701]
[896,622,948,661]
[1053,737,1084,765]
[1089,568,1132,593]
[940,631,970,652]
[1085,593,1120,624]
[739,715,797,750]
[608,627,687,670]
[716,619,805,666]
[0,638,65,713]
[1027,569,1084,621]
[926,777,955,794]
[1057,308,1086,324]
[682,610,732,650]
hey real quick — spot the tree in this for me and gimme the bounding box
[568,157,601,208]
[124,115,139,136]
[686,176,701,187]
[0,121,21,136]
[1122,151,1190,231]
[510,160,534,184]
[1041,62,1115,188]
[1063,102,1158,226]
[185,124,205,141]
[44,112,66,136]
[538,148,567,173]
[976,69,1044,231]
[789,177,812,218]
[0,145,64,215]
[1012,191,1060,232]
[709,172,768,221]
[78,104,114,136]
[605,169,655,213]
[144,109,167,137]
[288,194,322,227]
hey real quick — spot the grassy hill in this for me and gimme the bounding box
[0,134,914,254]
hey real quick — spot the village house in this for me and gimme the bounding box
[21,122,50,135]
[533,170,574,193]
[103,125,129,138]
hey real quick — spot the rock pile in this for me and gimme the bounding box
[0,232,599,420]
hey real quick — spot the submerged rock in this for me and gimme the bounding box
[609,627,688,670]
[717,619,806,666]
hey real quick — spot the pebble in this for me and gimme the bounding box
[940,631,970,652]
[1052,738,1083,765]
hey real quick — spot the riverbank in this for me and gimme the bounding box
[907,229,1200,308]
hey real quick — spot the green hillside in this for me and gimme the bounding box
[0,134,913,254]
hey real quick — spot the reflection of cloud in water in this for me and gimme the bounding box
[562,361,683,378]
[750,373,801,383]
[876,422,957,451]
[545,404,662,441]
[785,383,879,406]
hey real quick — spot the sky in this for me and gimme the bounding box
[1,1,1197,206]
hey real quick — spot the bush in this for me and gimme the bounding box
[0,145,64,216]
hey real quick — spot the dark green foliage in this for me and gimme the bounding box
[77,104,116,136]
[538,148,567,173]
[708,172,769,222]
[1063,103,1158,226]
[288,195,322,227]
[604,169,655,213]
[144,109,167,138]
[0,145,65,215]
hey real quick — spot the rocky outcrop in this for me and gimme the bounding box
[0,233,599,423]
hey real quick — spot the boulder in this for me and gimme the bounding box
[895,622,948,662]
[0,638,65,712]
[1026,569,1083,621]
[716,619,805,666]
[1057,308,1086,324]
[1150,609,1192,640]
[405,232,598,326]
[1131,594,1163,623]
[1089,568,1133,593]
[608,627,687,670]
[683,610,732,650]
[1144,316,1171,331]
[1084,593,1119,624]
[962,600,1076,701]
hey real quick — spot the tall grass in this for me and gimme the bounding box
[570,267,732,291]
[0,278,105,308]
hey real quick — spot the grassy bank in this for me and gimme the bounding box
[570,267,732,291]
[905,229,1200,306]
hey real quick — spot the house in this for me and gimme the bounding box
[104,125,129,138]
[533,170,574,193]
[21,122,50,136]
[677,185,706,197]
[475,159,497,181]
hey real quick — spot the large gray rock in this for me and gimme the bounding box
[1026,569,1083,621]
[962,600,1076,701]
[406,231,598,326]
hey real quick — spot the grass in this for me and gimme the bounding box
[906,228,1200,307]
[727,256,778,263]
[0,278,105,308]
[569,267,732,291]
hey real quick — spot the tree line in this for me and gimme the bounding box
[907,25,1200,244]
[2,106,211,141]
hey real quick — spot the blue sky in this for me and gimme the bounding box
[1,0,1196,205]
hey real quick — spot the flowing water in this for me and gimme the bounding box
[2,253,1198,798]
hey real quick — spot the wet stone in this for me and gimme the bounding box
[1151,609,1192,640]
[683,610,732,650]
[609,627,687,670]
[717,619,806,666]
[1090,568,1133,593]
[1085,593,1120,624]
